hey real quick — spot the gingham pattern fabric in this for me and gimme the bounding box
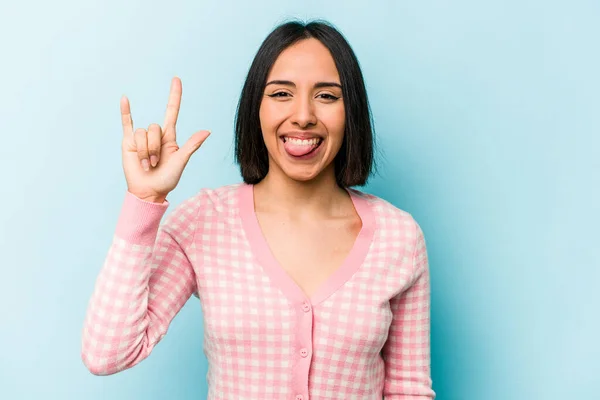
[81,183,435,399]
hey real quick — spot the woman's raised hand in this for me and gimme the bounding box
[120,77,210,203]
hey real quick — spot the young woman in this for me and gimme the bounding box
[81,20,435,400]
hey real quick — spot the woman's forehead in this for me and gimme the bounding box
[267,38,340,82]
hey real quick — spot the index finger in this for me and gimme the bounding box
[163,76,182,132]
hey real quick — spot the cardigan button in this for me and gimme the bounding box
[295,395,304,400]
[300,348,308,357]
[302,302,311,312]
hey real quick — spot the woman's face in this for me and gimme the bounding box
[259,38,345,183]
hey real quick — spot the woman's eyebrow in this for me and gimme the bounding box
[265,80,342,89]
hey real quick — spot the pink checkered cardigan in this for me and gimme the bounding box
[81,183,435,399]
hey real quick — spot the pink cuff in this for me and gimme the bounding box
[114,191,170,245]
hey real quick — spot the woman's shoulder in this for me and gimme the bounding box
[349,187,423,236]
[349,187,414,219]
[177,182,244,213]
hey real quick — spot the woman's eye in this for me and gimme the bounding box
[267,92,339,100]
[268,92,290,97]
[318,93,340,100]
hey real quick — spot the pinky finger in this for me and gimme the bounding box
[120,96,134,138]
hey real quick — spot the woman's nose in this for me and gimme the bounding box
[290,96,317,128]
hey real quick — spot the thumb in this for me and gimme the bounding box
[173,130,211,167]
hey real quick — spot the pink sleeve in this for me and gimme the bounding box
[382,221,436,399]
[81,191,201,375]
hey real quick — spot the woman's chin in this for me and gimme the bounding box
[283,168,320,182]
[279,161,333,183]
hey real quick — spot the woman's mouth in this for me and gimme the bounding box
[281,136,324,159]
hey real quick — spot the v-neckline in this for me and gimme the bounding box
[238,183,375,306]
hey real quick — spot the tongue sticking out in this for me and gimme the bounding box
[283,139,321,157]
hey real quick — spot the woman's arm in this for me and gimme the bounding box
[81,190,203,375]
[382,220,436,399]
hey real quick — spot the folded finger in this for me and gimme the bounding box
[147,123,162,167]
[134,128,149,171]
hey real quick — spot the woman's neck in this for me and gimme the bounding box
[253,167,351,219]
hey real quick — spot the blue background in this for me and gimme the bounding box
[1,1,598,399]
